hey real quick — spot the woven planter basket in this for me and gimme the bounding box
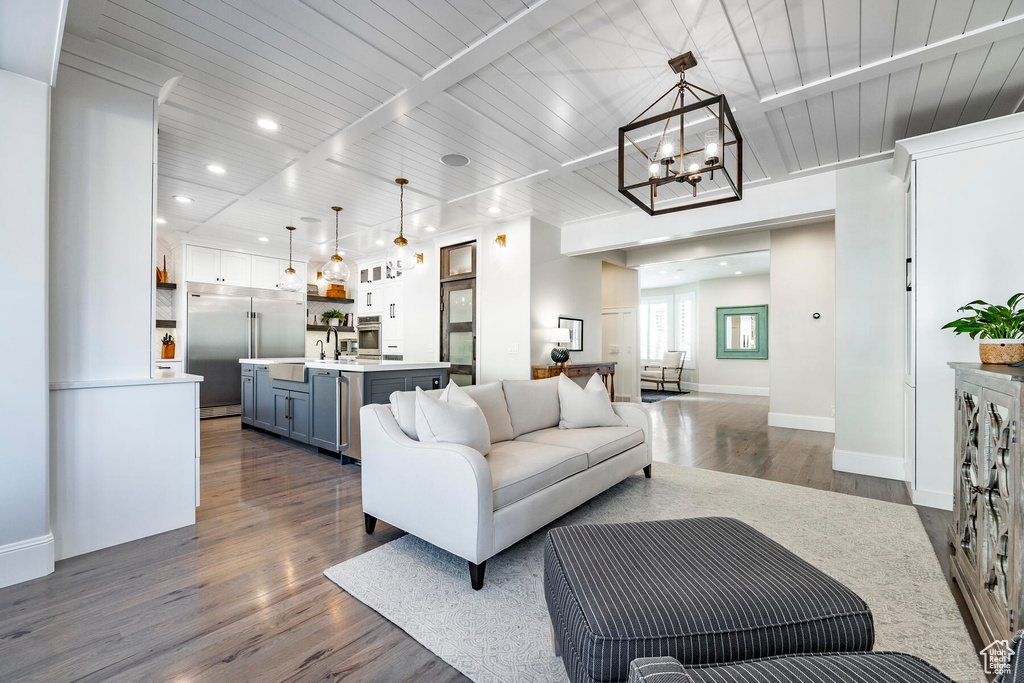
[979,339,1024,365]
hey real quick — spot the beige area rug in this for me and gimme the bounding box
[324,463,983,682]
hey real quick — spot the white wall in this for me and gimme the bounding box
[531,219,603,365]
[50,64,157,382]
[602,261,639,309]
[696,275,771,395]
[914,136,1024,505]
[477,218,532,382]
[0,69,54,588]
[833,160,906,481]
[769,223,836,432]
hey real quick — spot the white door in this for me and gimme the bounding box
[250,256,281,290]
[602,307,639,402]
[187,246,220,284]
[219,251,252,287]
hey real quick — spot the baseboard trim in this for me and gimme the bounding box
[768,412,835,433]
[0,532,54,589]
[696,383,769,397]
[832,449,907,482]
[912,489,954,511]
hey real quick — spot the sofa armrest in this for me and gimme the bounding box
[612,401,652,446]
[628,658,693,683]
[360,404,494,564]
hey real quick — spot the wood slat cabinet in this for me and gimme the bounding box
[949,362,1024,647]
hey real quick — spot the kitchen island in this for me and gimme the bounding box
[238,358,449,462]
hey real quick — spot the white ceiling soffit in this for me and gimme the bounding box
[75,0,1024,254]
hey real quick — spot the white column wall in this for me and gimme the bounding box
[49,64,156,382]
[768,223,836,432]
[0,70,55,588]
[833,160,907,481]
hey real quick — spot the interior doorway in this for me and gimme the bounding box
[440,241,477,386]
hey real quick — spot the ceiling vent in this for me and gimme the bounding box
[440,153,470,167]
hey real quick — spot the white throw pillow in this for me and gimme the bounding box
[462,381,515,443]
[414,384,491,455]
[557,373,624,429]
[502,376,560,437]
[390,387,443,440]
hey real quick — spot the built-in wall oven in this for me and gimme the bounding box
[357,315,381,359]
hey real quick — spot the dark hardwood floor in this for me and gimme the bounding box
[0,392,979,681]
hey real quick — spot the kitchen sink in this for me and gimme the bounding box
[269,363,306,382]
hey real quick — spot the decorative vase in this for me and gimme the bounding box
[979,339,1024,365]
[551,346,569,364]
[329,318,339,327]
[162,342,175,359]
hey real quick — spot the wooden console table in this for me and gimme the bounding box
[532,362,616,400]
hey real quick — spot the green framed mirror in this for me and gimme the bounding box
[716,305,768,359]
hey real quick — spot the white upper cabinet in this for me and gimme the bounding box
[187,246,221,284]
[219,251,251,287]
[186,246,305,290]
[251,255,281,290]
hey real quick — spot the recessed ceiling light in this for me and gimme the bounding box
[719,261,728,266]
[155,218,166,224]
[258,237,269,242]
[488,207,500,215]
[206,164,225,174]
[424,226,436,232]
[257,118,279,131]
[441,153,471,167]
[734,271,743,275]
[173,195,193,203]
[658,270,667,274]
[299,216,320,223]
[673,275,680,279]
[375,239,384,246]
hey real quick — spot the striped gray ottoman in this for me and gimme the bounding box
[627,653,955,683]
[543,517,875,683]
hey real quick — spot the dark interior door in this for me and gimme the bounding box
[440,241,477,386]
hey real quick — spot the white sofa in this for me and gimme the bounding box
[360,376,652,589]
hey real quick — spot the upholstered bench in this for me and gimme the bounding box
[627,653,957,683]
[543,517,875,683]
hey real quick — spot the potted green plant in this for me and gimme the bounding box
[942,293,1024,364]
[321,309,343,327]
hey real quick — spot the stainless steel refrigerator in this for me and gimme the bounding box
[187,285,305,414]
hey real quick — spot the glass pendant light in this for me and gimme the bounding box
[278,226,303,292]
[322,206,350,284]
[386,178,417,276]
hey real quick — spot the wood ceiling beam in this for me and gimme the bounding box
[761,14,1024,111]
[194,0,595,234]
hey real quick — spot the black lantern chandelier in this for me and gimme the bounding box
[617,52,742,216]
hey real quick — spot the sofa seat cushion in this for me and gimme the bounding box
[488,440,587,511]
[517,426,643,468]
[545,517,874,683]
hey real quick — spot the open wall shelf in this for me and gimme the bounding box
[308,295,354,304]
[307,325,354,332]
[156,319,176,328]
[156,281,177,290]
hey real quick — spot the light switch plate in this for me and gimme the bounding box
[507,343,519,354]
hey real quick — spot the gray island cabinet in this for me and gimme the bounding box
[238,358,449,462]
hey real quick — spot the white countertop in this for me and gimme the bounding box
[51,371,204,391]
[239,358,450,373]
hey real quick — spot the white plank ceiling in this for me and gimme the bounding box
[65,0,1024,258]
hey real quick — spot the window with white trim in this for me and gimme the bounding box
[640,297,671,364]
[677,291,695,367]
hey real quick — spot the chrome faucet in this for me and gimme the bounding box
[325,328,342,361]
[316,339,325,360]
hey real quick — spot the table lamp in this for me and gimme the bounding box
[551,327,571,363]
